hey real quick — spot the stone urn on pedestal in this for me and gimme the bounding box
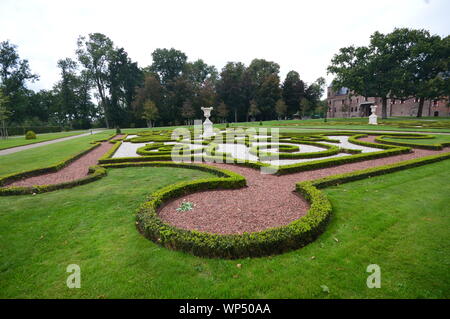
[201,107,214,137]
[369,104,378,125]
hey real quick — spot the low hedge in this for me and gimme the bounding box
[135,165,332,258]
[276,146,411,175]
[0,165,107,196]
[374,135,448,150]
[251,141,340,160]
[0,134,120,195]
[309,151,450,188]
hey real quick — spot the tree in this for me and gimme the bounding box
[76,33,114,127]
[248,100,260,120]
[275,99,287,119]
[181,100,195,125]
[56,58,78,126]
[142,100,158,127]
[405,34,450,117]
[299,98,312,117]
[132,74,164,126]
[216,62,248,123]
[328,28,427,119]
[150,48,187,85]
[108,47,143,127]
[304,77,326,116]
[217,102,229,122]
[254,73,281,120]
[282,71,305,117]
[0,41,38,123]
[0,89,10,139]
[247,59,281,120]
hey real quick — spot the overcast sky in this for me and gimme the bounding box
[1,0,449,93]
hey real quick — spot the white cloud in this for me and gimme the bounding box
[1,0,448,92]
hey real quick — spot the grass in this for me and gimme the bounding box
[0,130,114,177]
[0,160,449,298]
[226,117,450,133]
[0,130,90,150]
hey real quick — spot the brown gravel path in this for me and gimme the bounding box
[8,135,124,187]
[159,139,450,235]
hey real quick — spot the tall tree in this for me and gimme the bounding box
[282,71,305,116]
[56,58,78,126]
[0,89,10,139]
[216,62,248,122]
[108,47,143,127]
[248,100,260,121]
[76,33,114,127]
[217,102,229,122]
[142,100,158,127]
[132,73,164,125]
[150,48,187,85]
[275,99,287,120]
[0,41,38,123]
[304,77,326,115]
[404,33,450,117]
[328,28,427,119]
[254,73,281,120]
[181,100,195,125]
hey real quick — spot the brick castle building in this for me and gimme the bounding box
[327,87,449,118]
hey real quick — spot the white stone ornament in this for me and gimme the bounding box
[201,107,214,137]
[369,104,378,125]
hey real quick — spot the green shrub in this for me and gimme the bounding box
[116,127,121,134]
[25,131,36,140]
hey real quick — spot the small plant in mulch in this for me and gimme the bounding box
[25,130,36,140]
[176,200,194,212]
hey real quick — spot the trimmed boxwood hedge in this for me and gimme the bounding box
[250,141,340,160]
[308,151,450,189]
[134,150,450,258]
[0,133,119,196]
[374,135,449,150]
[133,163,331,259]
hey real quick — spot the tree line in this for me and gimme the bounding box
[328,28,449,118]
[0,33,326,130]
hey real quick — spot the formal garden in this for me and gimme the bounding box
[0,119,449,298]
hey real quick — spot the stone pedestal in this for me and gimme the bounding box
[201,107,214,137]
[368,105,378,125]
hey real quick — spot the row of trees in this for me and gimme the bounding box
[0,34,326,130]
[328,28,449,118]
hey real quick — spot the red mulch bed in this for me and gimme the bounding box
[8,135,124,187]
[159,140,450,235]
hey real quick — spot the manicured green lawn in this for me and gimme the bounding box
[0,131,90,150]
[0,160,449,298]
[230,118,450,133]
[0,130,114,177]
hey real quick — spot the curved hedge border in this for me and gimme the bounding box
[374,135,450,150]
[132,162,331,259]
[250,141,340,160]
[0,134,119,195]
[135,150,450,258]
